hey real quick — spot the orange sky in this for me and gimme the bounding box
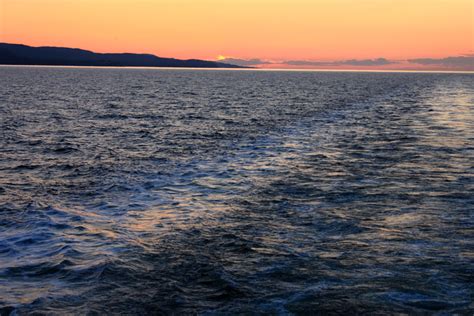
[0,0,473,68]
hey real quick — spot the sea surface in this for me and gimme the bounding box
[0,66,473,315]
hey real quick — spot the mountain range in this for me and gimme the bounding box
[0,43,243,68]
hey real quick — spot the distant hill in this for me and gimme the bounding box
[0,43,243,68]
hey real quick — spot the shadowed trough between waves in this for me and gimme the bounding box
[0,67,473,314]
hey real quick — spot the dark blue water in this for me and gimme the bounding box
[0,67,473,314]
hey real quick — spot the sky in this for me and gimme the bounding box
[1,0,473,70]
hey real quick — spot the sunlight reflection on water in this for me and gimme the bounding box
[0,67,473,314]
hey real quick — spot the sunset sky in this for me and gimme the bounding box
[1,0,473,70]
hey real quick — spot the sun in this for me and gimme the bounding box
[216,55,227,61]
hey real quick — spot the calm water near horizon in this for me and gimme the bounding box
[0,66,473,314]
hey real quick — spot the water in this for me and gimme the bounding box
[0,66,473,314]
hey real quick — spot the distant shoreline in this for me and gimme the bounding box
[0,42,245,69]
[1,64,472,74]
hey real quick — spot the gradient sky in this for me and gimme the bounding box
[1,0,473,69]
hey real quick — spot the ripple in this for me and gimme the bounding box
[0,67,473,314]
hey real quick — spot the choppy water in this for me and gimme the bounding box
[0,67,473,315]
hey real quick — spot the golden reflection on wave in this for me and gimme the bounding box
[421,84,473,147]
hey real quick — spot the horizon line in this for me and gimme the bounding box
[1,64,473,74]
[3,41,473,72]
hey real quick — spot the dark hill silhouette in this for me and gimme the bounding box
[0,43,243,68]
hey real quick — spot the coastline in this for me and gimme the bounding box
[1,64,472,74]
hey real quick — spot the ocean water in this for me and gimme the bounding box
[0,66,473,314]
